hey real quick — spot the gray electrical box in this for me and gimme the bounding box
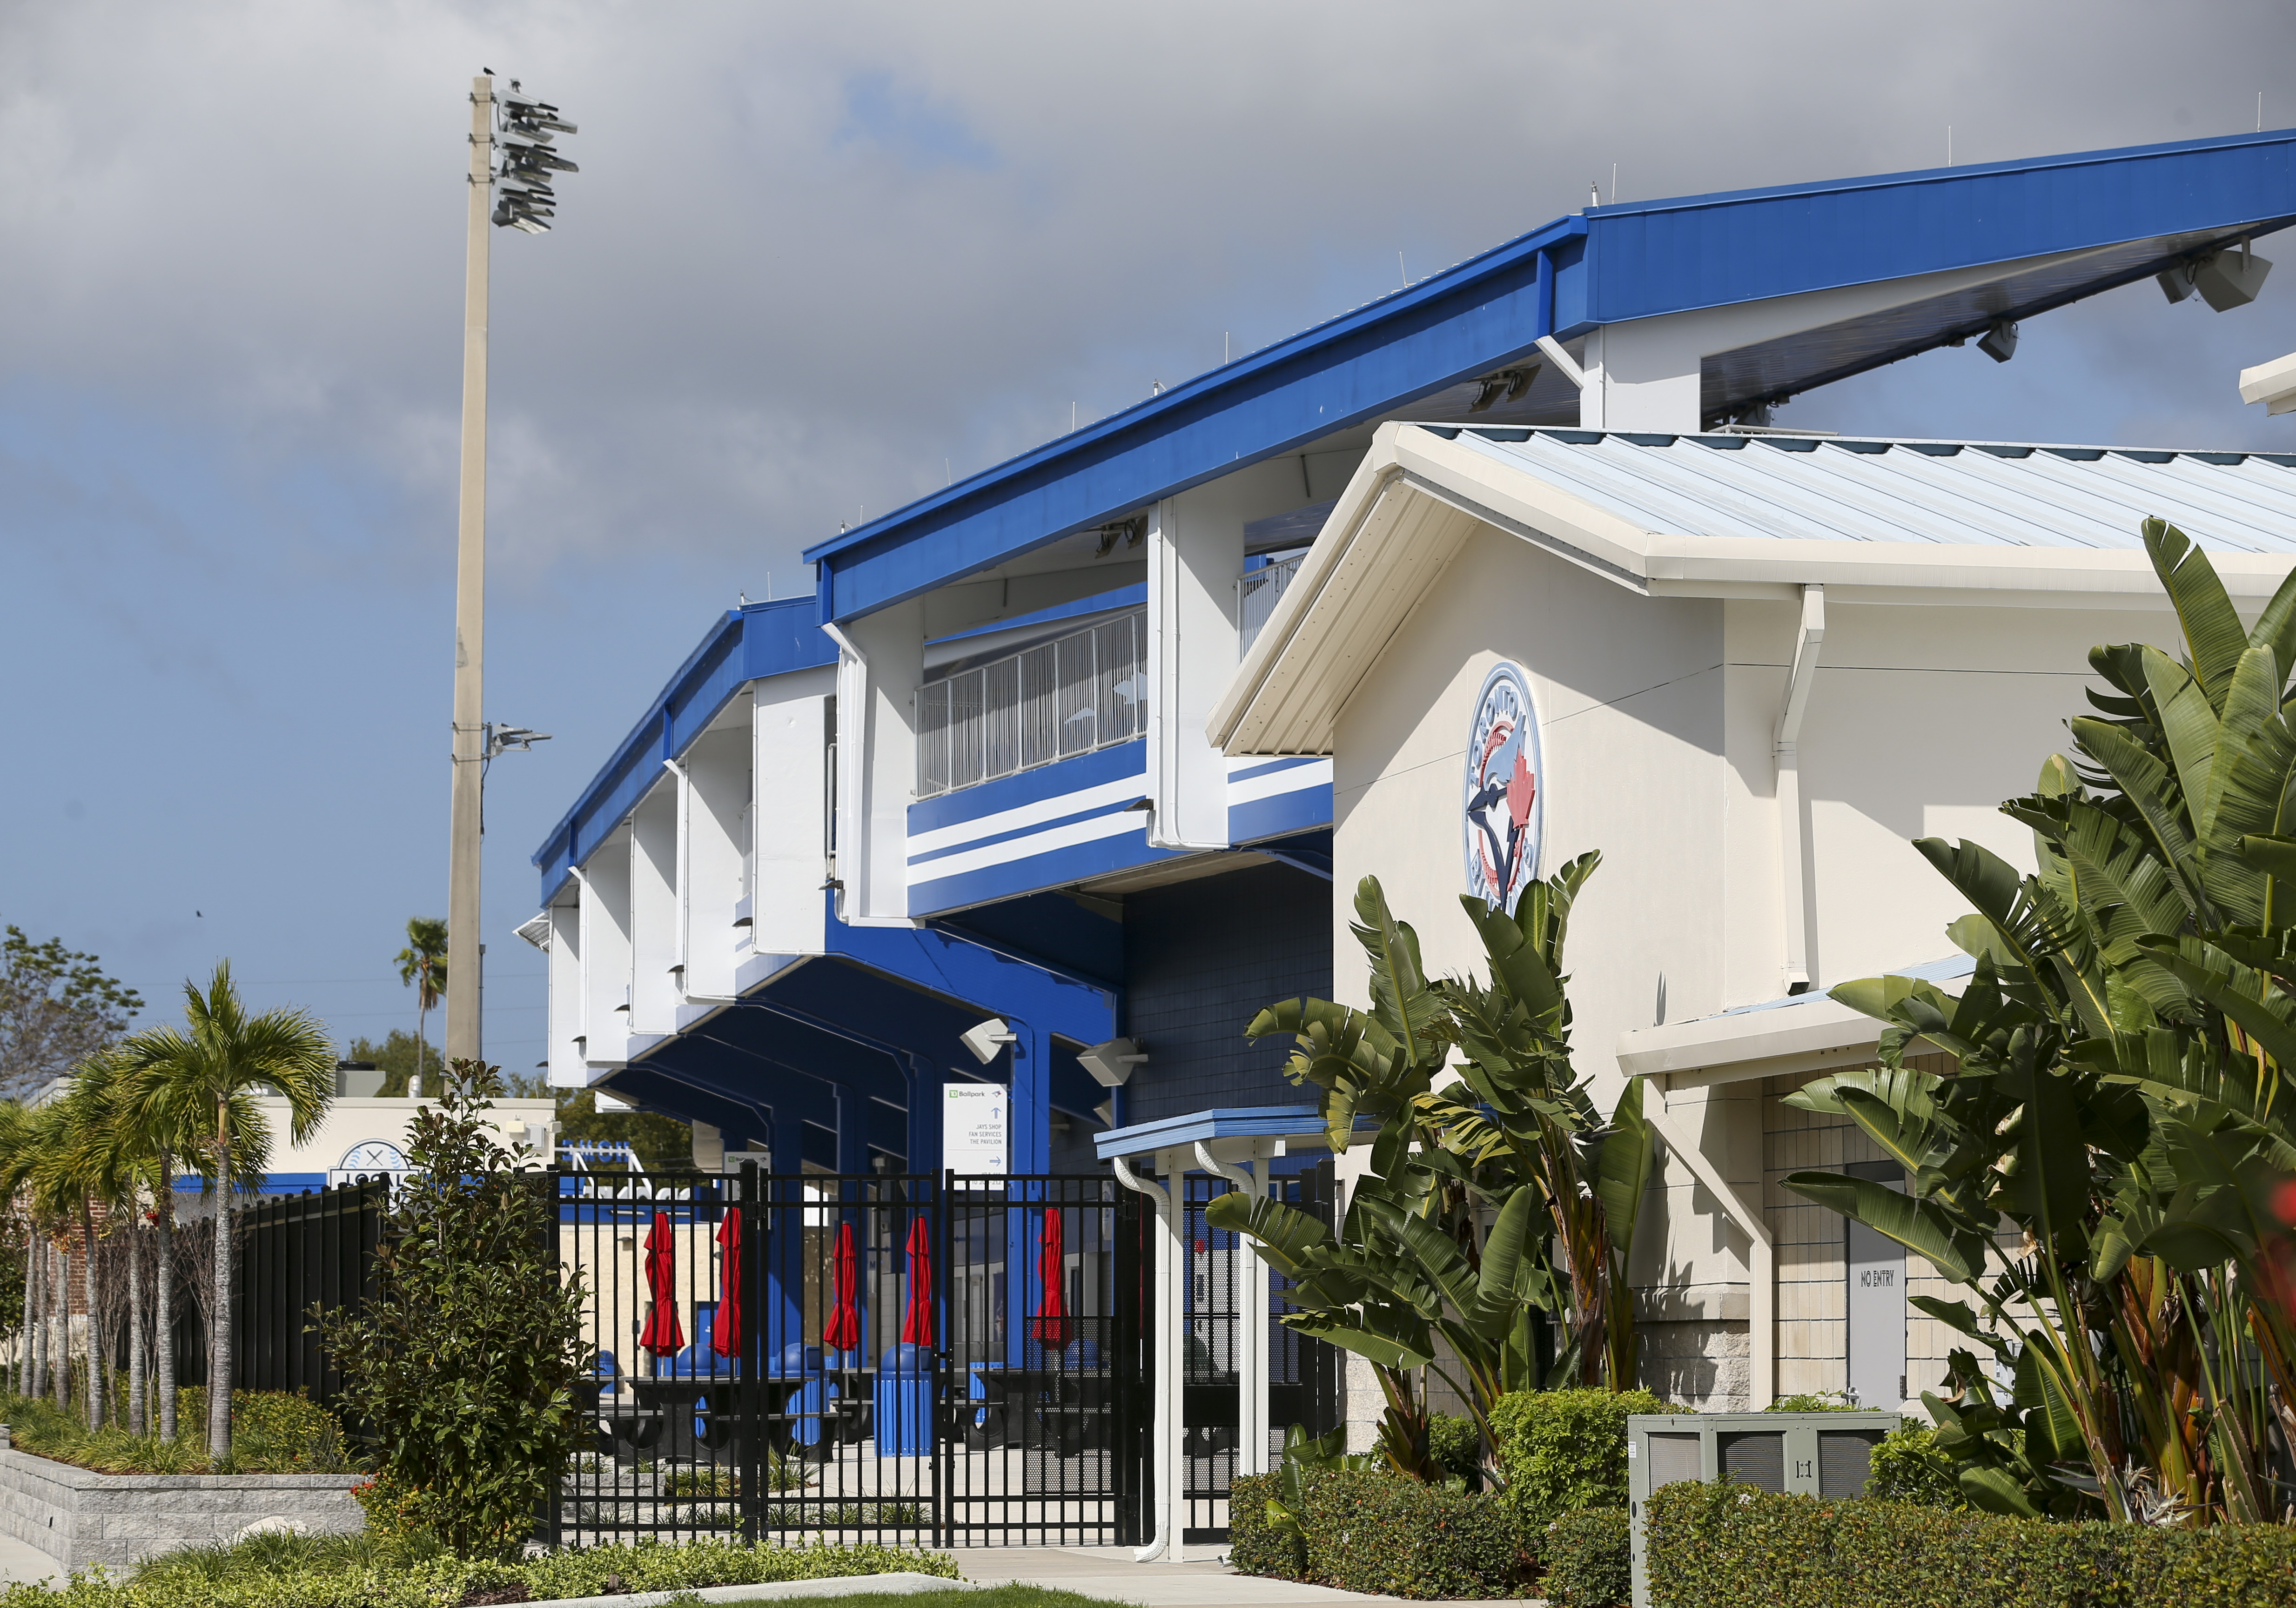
[1625,1411,1903,1608]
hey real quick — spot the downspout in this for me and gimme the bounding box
[819,620,877,926]
[1196,1143,1269,1477]
[1645,1085,1775,1407]
[1775,585,1826,994]
[1112,1154,1177,1562]
[663,756,691,990]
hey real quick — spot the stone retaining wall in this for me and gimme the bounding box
[0,1449,365,1573]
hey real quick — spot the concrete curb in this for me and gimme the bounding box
[514,1572,979,1608]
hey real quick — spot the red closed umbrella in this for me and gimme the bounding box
[638,1210,685,1357]
[1029,1206,1073,1349]
[900,1212,935,1345]
[711,1205,743,1360]
[822,1219,861,1353]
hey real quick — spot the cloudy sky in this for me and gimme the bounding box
[4,0,2295,1070]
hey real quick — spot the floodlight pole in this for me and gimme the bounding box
[445,73,494,1067]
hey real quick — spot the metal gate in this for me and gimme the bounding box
[551,1166,1153,1547]
[1178,1159,1343,1541]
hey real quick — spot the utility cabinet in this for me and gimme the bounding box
[1625,1411,1903,1608]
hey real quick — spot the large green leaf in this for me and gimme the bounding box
[1594,1077,1653,1271]
[1781,1171,1988,1282]
[2144,518,2249,711]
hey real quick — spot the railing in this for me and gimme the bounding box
[1238,553,1304,656]
[917,610,1145,799]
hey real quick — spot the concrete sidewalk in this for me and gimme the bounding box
[0,1532,63,1588]
[952,1548,1418,1608]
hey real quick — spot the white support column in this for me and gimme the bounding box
[1649,1082,1774,1407]
[682,718,750,1000]
[1197,1138,1275,1476]
[1146,459,1300,851]
[825,600,925,926]
[752,669,833,959]
[544,896,584,1087]
[574,837,632,1068]
[629,786,680,1033]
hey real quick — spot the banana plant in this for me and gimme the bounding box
[1785,520,2296,1524]
[1209,863,1652,1481]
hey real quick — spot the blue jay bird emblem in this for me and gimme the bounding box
[1463,663,1542,913]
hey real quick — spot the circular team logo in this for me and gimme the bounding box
[1463,663,1542,913]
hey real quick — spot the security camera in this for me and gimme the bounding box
[1076,1037,1148,1087]
[960,1018,1017,1065]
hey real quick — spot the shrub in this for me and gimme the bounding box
[1642,1480,2296,1608]
[1764,1392,1860,1412]
[1866,1420,1965,1509]
[1542,1507,1628,1608]
[320,1063,593,1559]
[1488,1387,1665,1534]
[1426,1410,1484,1485]
[0,1389,346,1474]
[1296,1470,1527,1598]
[5,1533,958,1608]
[1227,1471,1305,1580]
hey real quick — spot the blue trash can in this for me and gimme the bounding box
[875,1342,933,1456]
[778,1343,830,1447]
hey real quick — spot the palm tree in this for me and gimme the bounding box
[0,1102,36,1396]
[114,1066,203,1442]
[114,964,332,1460]
[395,918,448,1097]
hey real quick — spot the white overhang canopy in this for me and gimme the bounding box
[1210,421,2296,756]
[1614,956,1975,1090]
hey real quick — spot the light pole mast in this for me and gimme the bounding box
[445,73,494,1065]
[443,73,574,1068]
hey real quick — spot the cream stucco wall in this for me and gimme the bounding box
[1322,514,2181,1408]
[252,1095,559,1181]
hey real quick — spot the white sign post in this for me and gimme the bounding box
[941,1083,1009,1174]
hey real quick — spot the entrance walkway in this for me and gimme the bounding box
[952,1548,1419,1608]
[0,1532,61,1587]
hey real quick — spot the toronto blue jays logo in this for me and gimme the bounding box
[1463,663,1542,913]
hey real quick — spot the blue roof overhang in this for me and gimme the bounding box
[532,597,834,904]
[1094,1105,1340,1160]
[805,128,2296,625]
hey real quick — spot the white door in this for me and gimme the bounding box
[1845,1162,1906,1409]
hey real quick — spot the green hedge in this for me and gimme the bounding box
[1228,1472,1303,1581]
[1297,1471,1528,1599]
[1644,1481,2296,1608]
[1542,1507,1628,1608]
[1488,1387,1664,1533]
[1229,1470,1529,1598]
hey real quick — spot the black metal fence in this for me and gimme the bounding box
[208,1159,1342,1550]
[549,1166,1153,1549]
[171,1178,388,1410]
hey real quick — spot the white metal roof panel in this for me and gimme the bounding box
[1434,428,2296,555]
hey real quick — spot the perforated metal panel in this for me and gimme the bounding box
[1719,1432,1786,1492]
[1818,1429,1883,1496]
[1647,1433,1702,1489]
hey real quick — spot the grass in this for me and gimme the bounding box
[1,1389,354,1475]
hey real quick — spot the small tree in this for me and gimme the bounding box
[0,928,142,1102]
[114,964,333,1458]
[322,1059,592,1559]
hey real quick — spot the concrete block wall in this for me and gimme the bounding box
[0,1450,364,1573]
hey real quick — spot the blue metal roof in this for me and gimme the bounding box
[1428,425,2296,552]
[804,128,2296,626]
[1094,1105,1339,1160]
[530,598,834,902]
